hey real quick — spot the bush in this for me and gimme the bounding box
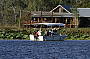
[0,29,30,40]
[61,28,90,40]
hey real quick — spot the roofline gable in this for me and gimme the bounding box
[50,5,71,14]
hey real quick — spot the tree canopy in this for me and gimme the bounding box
[0,0,90,25]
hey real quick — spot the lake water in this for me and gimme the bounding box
[0,40,90,59]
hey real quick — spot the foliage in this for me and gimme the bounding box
[0,29,30,40]
[0,0,90,26]
[0,28,90,40]
[60,28,90,40]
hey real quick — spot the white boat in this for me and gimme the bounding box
[29,34,43,41]
[29,23,67,41]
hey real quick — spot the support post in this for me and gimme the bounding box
[38,18,39,22]
[19,10,21,29]
[55,18,57,23]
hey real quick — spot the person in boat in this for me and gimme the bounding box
[48,29,53,36]
[45,29,55,36]
[37,30,41,36]
[53,28,57,33]
[44,30,48,36]
[34,30,41,40]
[34,30,38,39]
[53,28,58,35]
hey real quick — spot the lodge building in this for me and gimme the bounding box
[23,5,90,28]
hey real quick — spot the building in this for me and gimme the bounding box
[23,5,79,28]
[77,8,90,27]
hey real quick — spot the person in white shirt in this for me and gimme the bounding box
[37,30,41,36]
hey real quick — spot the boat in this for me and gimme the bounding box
[29,23,67,41]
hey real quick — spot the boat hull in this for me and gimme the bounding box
[44,35,67,41]
[30,34,67,41]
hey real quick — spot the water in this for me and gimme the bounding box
[0,40,90,59]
